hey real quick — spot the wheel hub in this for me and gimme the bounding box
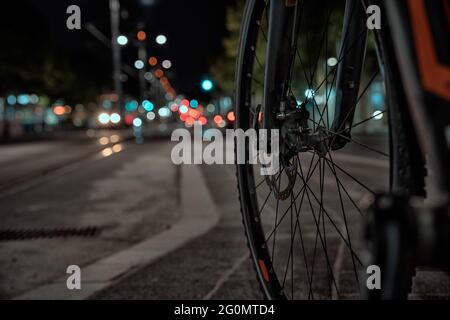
[278,97,331,158]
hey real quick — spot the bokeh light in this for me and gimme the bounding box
[117,35,128,46]
[137,31,147,41]
[110,113,121,124]
[133,118,143,127]
[148,57,158,66]
[98,113,110,124]
[142,100,154,111]
[156,34,167,45]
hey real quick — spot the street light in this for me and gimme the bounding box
[156,34,167,45]
[201,79,214,92]
[133,118,143,127]
[117,35,128,46]
[162,60,172,69]
[134,60,145,70]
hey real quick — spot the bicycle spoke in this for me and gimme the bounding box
[264,156,320,243]
[296,169,363,267]
[320,155,376,194]
[325,150,360,290]
[298,169,341,299]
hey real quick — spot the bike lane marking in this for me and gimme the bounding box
[202,252,250,300]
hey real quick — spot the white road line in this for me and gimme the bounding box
[202,252,250,300]
[331,231,346,300]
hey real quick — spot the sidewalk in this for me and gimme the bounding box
[0,140,185,298]
[16,163,219,300]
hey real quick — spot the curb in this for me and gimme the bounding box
[15,164,220,300]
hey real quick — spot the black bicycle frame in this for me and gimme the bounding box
[330,0,367,148]
[264,0,368,150]
[384,0,450,194]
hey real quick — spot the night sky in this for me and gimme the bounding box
[1,0,230,98]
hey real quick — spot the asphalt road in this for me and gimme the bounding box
[1,131,449,300]
[93,136,450,300]
[0,130,180,298]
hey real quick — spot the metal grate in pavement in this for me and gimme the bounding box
[0,226,102,241]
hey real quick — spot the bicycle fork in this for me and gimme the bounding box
[264,0,368,150]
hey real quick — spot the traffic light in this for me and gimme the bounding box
[201,79,214,92]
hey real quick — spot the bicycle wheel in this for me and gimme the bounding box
[235,0,424,299]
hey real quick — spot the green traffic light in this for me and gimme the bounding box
[201,79,213,92]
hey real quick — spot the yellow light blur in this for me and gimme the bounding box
[110,135,120,143]
[53,106,66,116]
[102,148,113,157]
[99,137,109,145]
[112,144,123,153]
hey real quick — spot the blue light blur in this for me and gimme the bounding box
[133,118,143,127]
[190,99,199,108]
[7,95,17,105]
[17,94,30,106]
[126,100,139,112]
[201,79,213,91]
[142,100,154,112]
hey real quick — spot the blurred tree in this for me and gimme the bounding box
[209,1,379,99]
[209,1,244,95]
[0,0,104,105]
[209,1,343,96]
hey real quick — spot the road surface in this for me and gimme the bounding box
[0,131,449,299]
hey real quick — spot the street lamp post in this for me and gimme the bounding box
[137,44,147,100]
[109,0,124,116]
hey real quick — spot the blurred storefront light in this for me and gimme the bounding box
[158,107,171,118]
[110,113,121,124]
[7,95,17,105]
[53,106,66,116]
[29,94,39,104]
[133,118,143,127]
[17,94,30,105]
[179,105,189,114]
